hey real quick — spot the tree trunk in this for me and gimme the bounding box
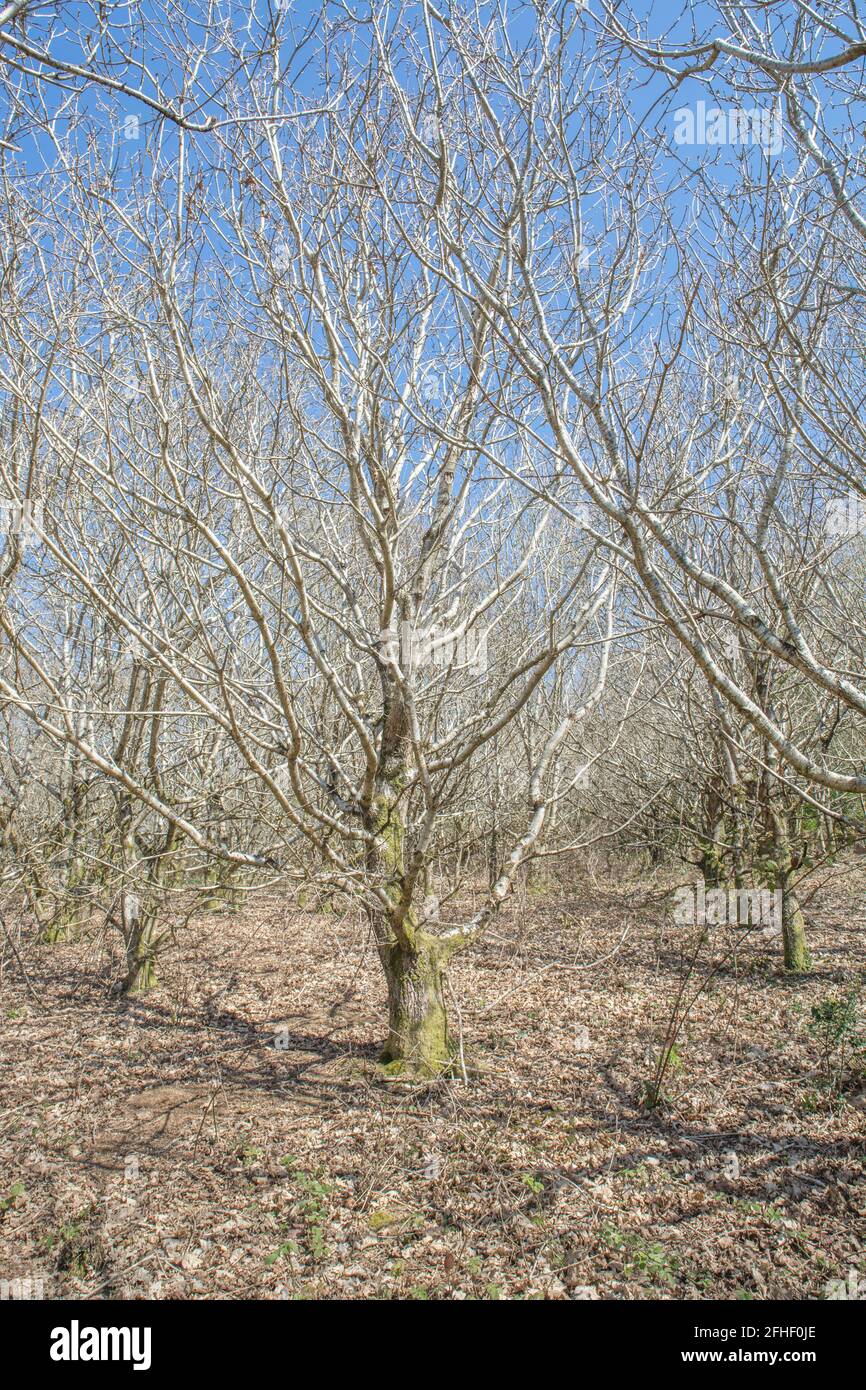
[755,659,811,974]
[366,672,457,1077]
[379,935,454,1077]
[780,875,811,974]
[122,893,159,995]
[698,807,726,887]
[766,804,811,974]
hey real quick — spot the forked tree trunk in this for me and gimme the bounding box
[378,935,454,1077]
[122,893,159,995]
[698,807,727,888]
[368,676,458,1077]
[767,807,811,974]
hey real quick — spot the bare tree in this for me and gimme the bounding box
[0,47,618,1069]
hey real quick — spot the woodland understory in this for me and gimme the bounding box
[1,858,864,1302]
[1,0,866,1305]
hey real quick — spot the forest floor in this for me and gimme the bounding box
[1,862,865,1301]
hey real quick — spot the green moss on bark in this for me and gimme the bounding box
[379,935,456,1078]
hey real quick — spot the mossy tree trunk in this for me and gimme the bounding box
[694,774,731,888]
[365,662,459,1077]
[379,933,454,1076]
[778,866,811,973]
[109,666,176,995]
[762,797,810,972]
[367,800,456,1076]
[122,894,159,995]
